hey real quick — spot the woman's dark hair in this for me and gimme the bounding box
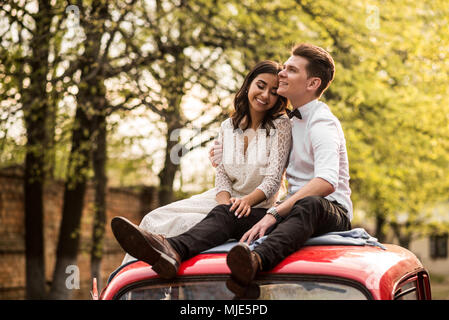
[231,60,287,131]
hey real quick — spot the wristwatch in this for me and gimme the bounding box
[266,207,283,223]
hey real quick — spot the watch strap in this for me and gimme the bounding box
[267,207,283,223]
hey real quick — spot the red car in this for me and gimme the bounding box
[94,241,431,300]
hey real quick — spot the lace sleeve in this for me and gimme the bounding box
[214,120,233,196]
[256,116,292,199]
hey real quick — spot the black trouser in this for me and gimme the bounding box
[167,196,351,271]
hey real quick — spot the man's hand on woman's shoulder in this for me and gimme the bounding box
[209,140,223,167]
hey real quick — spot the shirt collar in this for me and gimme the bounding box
[292,99,319,119]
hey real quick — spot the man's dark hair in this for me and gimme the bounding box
[292,43,335,97]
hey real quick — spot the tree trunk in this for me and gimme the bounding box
[44,82,58,179]
[22,0,53,299]
[49,103,92,299]
[158,126,182,205]
[391,223,412,249]
[398,236,411,249]
[374,211,387,243]
[49,1,109,299]
[24,141,47,300]
[90,109,107,290]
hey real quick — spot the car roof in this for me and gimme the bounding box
[100,244,424,300]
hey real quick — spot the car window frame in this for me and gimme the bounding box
[113,273,374,300]
[393,269,431,300]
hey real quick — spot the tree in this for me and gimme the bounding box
[0,0,62,299]
[109,0,301,205]
[49,0,164,297]
[2,0,448,300]
[313,0,449,244]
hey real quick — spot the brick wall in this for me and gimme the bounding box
[0,168,158,299]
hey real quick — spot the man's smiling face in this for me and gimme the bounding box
[277,55,315,106]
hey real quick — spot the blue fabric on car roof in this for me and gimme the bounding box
[201,228,386,254]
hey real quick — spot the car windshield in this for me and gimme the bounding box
[117,278,368,300]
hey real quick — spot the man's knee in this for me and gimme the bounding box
[210,204,233,217]
[293,196,323,210]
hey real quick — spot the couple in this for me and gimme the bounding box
[111,43,353,297]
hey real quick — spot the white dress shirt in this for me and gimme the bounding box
[285,99,353,220]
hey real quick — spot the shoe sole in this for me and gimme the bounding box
[226,278,260,299]
[111,217,178,279]
[226,243,255,286]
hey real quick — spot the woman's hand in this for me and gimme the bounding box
[209,140,223,168]
[229,197,252,218]
[240,214,276,244]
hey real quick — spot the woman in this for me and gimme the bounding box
[122,60,292,264]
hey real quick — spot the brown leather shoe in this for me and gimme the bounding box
[226,243,262,297]
[111,216,181,279]
[225,278,260,299]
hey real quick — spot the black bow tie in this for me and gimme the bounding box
[286,108,302,120]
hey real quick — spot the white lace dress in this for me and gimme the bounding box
[121,115,292,264]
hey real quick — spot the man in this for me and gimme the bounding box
[111,43,352,297]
